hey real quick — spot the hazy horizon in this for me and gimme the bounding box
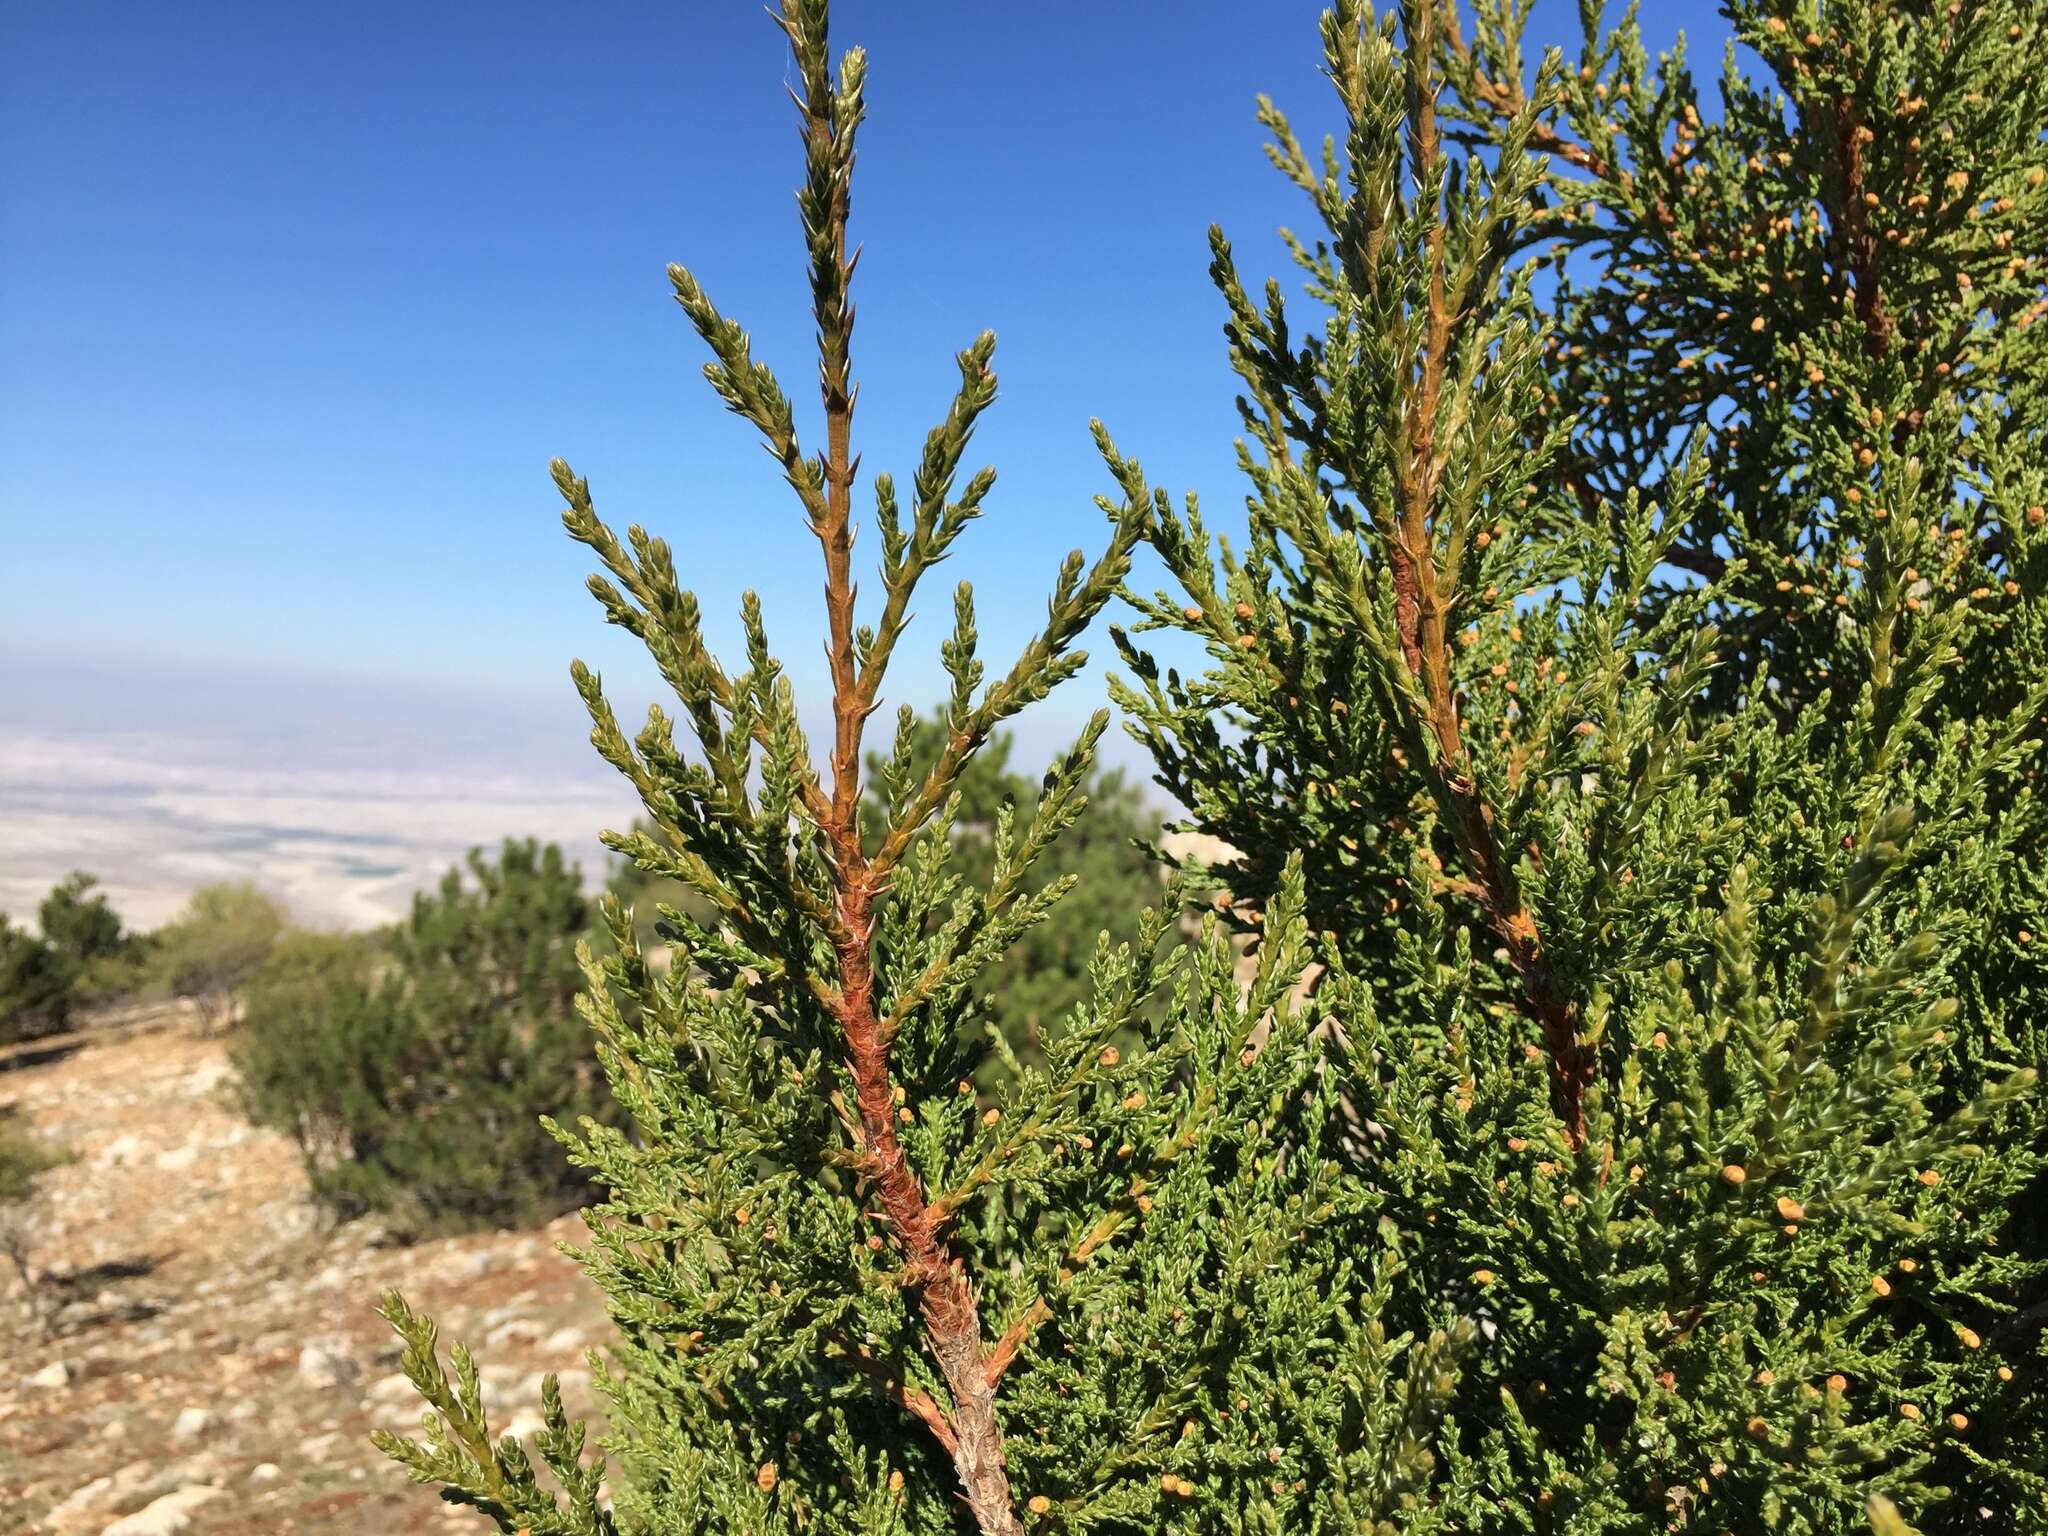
[0,652,1147,930]
[2,0,1734,933]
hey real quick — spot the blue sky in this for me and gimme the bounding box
[0,0,1733,921]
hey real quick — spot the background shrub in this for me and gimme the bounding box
[149,881,287,1029]
[0,918,72,1046]
[234,839,611,1234]
[1,1108,67,1326]
[40,872,150,1011]
[0,871,143,1042]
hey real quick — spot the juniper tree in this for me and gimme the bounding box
[0,872,130,1042]
[0,916,71,1045]
[1427,7,2048,1466]
[38,872,123,978]
[1111,1,2044,1529]
[373,5,1464,1532]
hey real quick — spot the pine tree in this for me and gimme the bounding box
[235,841,607,1233]
[373,5,1462,1532]
[0,872,132,1042]
[0,917,71,1045]
[1113,1,2045,1529]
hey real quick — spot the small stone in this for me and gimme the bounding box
[485,1317,544,1348]
[41,1476,114,1534]
[171,1407,214,1440]
[542,1326,587,1355]
[153,1145,200,1173]
[97,1133,148,1167]
[109,1461,160,1497]
[102,1486,226,1536]
[442,1249,496,1280]
[248,1464,281,1484]
[182,1060,233,1096]
[297,1340,359,1389]
[24,1358,74,1389]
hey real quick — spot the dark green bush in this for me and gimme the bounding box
[41,872,150,1011]
[234,840,612,1234]
[0,1111,59,1206]
[38,872,122,973]
[0,918,70,1046]
[0,872,142,1043]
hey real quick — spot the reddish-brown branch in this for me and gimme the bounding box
[983,1303,1044,1389]
[1396,11,1592,1147]
[825,1329,962,1458]
[829,897,1021,1533]
[985,1163,1153,1388]
[786,12,1021,1530]
[1440,14,1628,190]
[1832,97,1892,358]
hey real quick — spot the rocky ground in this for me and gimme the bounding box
[1,1005,612,1535]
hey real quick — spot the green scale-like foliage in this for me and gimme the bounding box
[370,4,1465,1533]
[510,865,1465,1535]
[1110,1,2044,1530]
[359,0,2046,1530]
[1430,0,2048,1249]
[860,709,1176,1073]
[1429,0,2048,1332]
